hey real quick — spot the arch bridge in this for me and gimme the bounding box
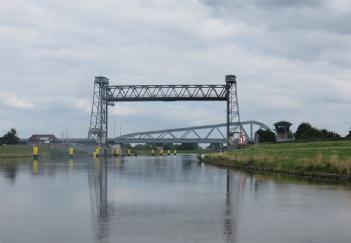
[112,121,269,144]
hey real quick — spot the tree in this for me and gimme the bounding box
[207,143,222,150]
[295,123,340,140]
[346,128,351,139]
[176,143,199,150]
[256,129,276,143]
[1,128,20,144]
[295,123,319,140]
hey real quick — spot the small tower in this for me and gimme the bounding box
[274,121,292,141]
[88,76,109,145]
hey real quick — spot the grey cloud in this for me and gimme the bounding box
[0,0,349,137]
[200,0,351,67]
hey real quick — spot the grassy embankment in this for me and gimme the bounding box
[0,145,32,158]
[202,140,351,180]
[0,144,88,159]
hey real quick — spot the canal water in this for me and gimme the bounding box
[1,155,351,243]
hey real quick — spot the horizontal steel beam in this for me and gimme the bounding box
[107,84,227,102]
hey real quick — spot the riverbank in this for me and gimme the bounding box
[0,145,32,158]
[201,140,351,180]
[0,144,88,159]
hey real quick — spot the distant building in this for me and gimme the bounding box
[274,121,292,141]
[28,134,58,144]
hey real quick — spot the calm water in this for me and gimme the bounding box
[1,155,351,243]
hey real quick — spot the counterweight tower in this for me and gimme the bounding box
[226,75,242,146]
[88,76,109,145]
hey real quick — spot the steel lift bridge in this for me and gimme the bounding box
[88,75,269,146]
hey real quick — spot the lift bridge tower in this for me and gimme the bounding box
[226,75,242,146]
[88,75,242,147]
[88,76,110,145]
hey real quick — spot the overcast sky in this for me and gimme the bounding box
[0,0,350,138]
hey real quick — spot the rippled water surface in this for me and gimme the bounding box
[1,155,351,243]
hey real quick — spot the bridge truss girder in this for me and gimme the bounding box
[108,84,227,102]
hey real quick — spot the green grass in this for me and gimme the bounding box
[203,140,351,180]
[0,145,32,158]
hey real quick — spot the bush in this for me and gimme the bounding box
[256,129,276,143]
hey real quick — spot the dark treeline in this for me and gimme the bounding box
[0,129,20,145]
[295,123,340,140]
[347,130,351,139]
[256,122,347,143]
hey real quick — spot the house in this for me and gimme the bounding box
[28,134,58,144]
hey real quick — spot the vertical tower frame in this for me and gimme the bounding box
[226,75,241,146]
[88,76,109,145]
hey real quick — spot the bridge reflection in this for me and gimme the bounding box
[86,158,259,243]
[88,157,110,241]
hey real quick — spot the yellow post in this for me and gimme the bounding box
[95,147,101,158]
[167,150,170,155]
[128,149,131,156]
[151,149,155,156]
[68,147,74,157]
[33,145,39,160]
[160,149,163,156]
[173,149,177,155]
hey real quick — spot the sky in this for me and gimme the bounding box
[0,0,350,138]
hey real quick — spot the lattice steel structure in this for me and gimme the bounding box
[88,75,242,146]
[225,75,241,145]
[108,84,227,101]
[88,77,109,144]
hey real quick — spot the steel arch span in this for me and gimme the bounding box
[112,121,270,144]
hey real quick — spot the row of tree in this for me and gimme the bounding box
[295,123,341,140]
[257,122,348,143]
[0,129,20,145]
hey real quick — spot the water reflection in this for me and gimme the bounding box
[1,156,351,243]
[2,163,18,183]
[89,158,110,241]
[224,170,239,243]
[32,160,39,174]
[68,159,74,170]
